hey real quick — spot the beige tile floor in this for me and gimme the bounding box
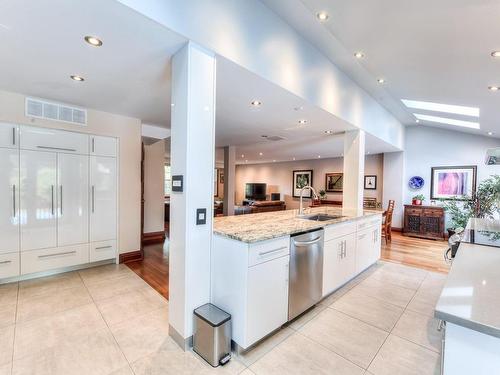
[0,261,445,375]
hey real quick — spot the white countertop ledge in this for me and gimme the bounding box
[435,219,500,338]
[213,207,382,243]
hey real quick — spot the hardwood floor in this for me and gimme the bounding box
[381,231,450,274]
[126,239,170,299]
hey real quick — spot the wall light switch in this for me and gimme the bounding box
[196,208,207,225]
[172,175,183,192]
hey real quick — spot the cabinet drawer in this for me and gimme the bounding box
[0,122,19,149]
[90,135,117,157]
[0,252,20,279]
[406,208,423,215]
[324,221,356,241]
[357,215,382,231]
[248,237,290,267]
[21,244,89,275]
[20,126,88,154]
[90,240,116,262]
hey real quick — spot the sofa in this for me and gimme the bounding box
[235,200,286,215]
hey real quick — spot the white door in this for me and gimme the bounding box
[246,255,289,347]
[0,123,18,148]
[371,226,382,264]
[57,153,89,246]
[322,238,343,296]
[90,156,117,242]
[355,228,373,273]
[20,150,57,251]
[0,148,19,254]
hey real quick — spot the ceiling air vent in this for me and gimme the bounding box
[25,97,87,126]
[266,135,286,142]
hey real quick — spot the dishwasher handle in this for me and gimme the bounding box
[293,237,322,246]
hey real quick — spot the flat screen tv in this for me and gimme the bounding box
[245,183,267,201]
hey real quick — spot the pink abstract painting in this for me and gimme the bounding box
[437,172,468,195]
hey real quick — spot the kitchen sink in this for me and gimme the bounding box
[300,214,344,222]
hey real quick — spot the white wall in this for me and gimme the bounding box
[0,90,142,254]
[235,154,384,210]
[117,0,404,150]
[143,140,165,233]
[404,126,500,204]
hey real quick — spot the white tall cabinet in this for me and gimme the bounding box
[0,122,118,281]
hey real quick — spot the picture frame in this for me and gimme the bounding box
[325,173,343,192]
[214,168,218,197]
[364,175,377,190]
[430,165,477,200]
[219,170,224,184]
[292,170,313,198]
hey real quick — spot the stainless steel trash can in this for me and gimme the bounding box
[193,303,231,367]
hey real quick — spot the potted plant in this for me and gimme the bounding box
[442,175,500,235]
[412,194,425,205]
[318,189,327,200]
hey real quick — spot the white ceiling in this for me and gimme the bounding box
[0,0,401,163]
[262,0,500,138]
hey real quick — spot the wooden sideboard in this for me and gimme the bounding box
[403,205,445,240]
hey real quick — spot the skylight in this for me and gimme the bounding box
[413,114,480,130]
[402,99,480,117]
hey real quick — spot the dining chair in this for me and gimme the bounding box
[382,200,395,244]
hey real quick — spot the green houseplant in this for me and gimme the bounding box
[442,175,500,234]
[412,194,425,206]
[318,189,327,200]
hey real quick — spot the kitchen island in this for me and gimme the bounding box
[435,218,500,375]
[211,207,383,351]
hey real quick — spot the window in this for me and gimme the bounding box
[164,165,171,196]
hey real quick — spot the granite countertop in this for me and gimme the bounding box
[435,218,500,338]
[213,206,382,243]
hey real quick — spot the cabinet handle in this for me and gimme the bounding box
[95,245,112,250]
[51,185,54,215]
[293,237,322,246]
[60,185,63,215]
[0,260,12,265]
[38,250,77,259]
[91,186,95,213]
[12,185,16,217]
[37,146,77,152]
[12,127,15,145]
[343,240,347,258]
[92,137,95,153]
[259,246,287,256]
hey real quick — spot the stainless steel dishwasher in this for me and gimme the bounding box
[288,228,324,321]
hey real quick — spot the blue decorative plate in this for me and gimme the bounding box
[409,176,424,189]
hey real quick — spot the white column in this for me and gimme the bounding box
[383,151,405,228]
[343,130,365,211]
[223,145,236,216]
[169,42,216,349]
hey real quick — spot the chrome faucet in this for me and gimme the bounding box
[298,185,319,216]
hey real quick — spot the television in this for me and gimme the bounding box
[245,183,267,201]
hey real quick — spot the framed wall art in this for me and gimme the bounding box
[325,173,343,193]
[430,165,477,200]
[292,170,313,198]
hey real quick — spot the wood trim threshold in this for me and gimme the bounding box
[142,231,166,245]
[119,250,144,263]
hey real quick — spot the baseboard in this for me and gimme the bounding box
[391,227,402,232]
[119,250,144,263]
[169,324,192,351]
[142,231,166,245]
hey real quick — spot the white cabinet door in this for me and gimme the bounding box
[57,153,89,246]
[0,148,19,254]
[90,135,117,157]
[355,228,373,273]
[322,238,343,296]
[0,123,18,148]
[90,156,117,242]
[20,150,57,251]
[371,226,381,264]
[246,255,289,347]
[20,126,88,154]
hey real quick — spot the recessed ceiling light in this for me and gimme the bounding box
[273,160,276,162]
[251,100,262,107]
[259,152,263,156]
[84,36,103,47]
[377,78,385,84]
[317,155,321,158]
[261,135,268,138]
[413,113,480,130]
[402,99,479,117]
[324,130,333,134]
[354,51,365,59]
[298,119,307,125]
[487,131,494,136]
[491,51,500,58]
[316,11,329,21]
[292,157,296,161]
[70,75,85,82]
[241,154,244,158]
[488,86,499,91]
[415,119,420,123]
[245,159,248,163]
